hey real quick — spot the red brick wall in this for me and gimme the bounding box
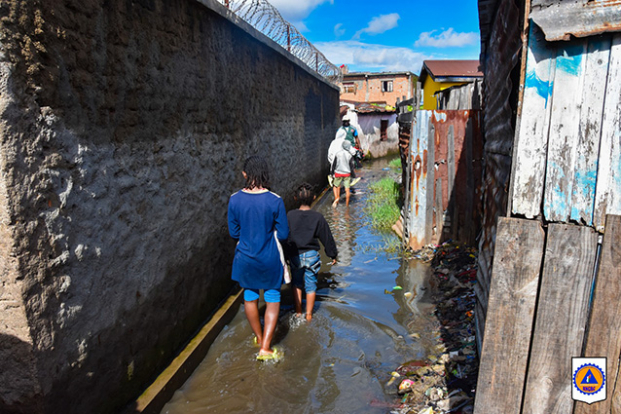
[340,74,413,105]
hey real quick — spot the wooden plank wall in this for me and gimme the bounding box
[511,30,621,230]
[594,34,621,228]
[576,215,621,414]
[474,218,545,414]
[522,224,597,413]
[474,215,621,414]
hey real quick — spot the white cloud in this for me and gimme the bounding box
[292,21,309,32]
[334,23,345,38]
[314,40,429,72]
[268,0,333,22]
[414,28,480,48]
[354,13,400,39]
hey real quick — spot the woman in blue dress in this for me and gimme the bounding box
[227,156,289,360]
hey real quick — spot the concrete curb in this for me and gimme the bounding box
[123,289,243,414]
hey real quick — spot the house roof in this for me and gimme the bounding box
[342,71,416,80]
[419,60,483,84]
[355,102,396,114]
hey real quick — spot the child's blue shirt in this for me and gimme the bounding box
[228,189,289,290]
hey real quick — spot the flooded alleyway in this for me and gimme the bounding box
[161,158,439,414]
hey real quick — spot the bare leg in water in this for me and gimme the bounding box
[259,301,280,355]
[332,185,340,207]
[293,286,303,317]
[244,299,263,345]
[305,291,316,322]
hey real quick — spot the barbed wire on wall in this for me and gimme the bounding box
[216,0,343,85]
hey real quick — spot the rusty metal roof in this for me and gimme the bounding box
[530,0,621,41]
[419,60,483,84]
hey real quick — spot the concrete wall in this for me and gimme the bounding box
[0,1,339,413]
[357,113,399,159]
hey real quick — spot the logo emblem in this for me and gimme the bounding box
[572,357,606,404]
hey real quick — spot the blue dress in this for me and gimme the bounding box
[227,189,289,290]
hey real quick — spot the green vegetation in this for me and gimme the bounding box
[366,177,402,232]
[388,157,402,169]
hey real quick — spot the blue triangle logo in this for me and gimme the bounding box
[581,369,599,385]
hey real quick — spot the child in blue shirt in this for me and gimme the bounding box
[286,183,337,322]
[228,156,289,360]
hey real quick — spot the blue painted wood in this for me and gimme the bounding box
[543,40,588,223]
[512,24,555,219]
[570,37,611,225]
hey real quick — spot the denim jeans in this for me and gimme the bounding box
[290,250,321,292]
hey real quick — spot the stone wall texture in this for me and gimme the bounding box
[0,1,339,413]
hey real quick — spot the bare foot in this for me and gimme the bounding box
[305,313,313,322]
[258,348,274,356]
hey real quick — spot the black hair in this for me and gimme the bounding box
[243,156,270,190]
[294,183,315,207]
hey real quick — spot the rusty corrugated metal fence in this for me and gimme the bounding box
[404,110,483,250]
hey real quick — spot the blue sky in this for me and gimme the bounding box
[268,0,481,75]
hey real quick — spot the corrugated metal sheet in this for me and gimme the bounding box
[531,0,621,42]
[511,28,621,230]
[406,110,483,250]
[475,0,522,340]
[436,80,483,110]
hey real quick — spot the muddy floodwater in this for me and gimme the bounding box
[161,158,438,414]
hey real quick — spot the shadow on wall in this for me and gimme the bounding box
[0,333,42,414]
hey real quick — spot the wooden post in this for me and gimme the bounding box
[286,25,291,52]
[473,217,545,414]
[522,224,598,414]
[575,215,621,414]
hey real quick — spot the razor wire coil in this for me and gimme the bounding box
[216,0,342,85]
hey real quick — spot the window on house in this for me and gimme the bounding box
[381,80,393,92]
[343,83,356,94]
[380,120,388,141]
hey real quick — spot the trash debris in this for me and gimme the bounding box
[398,378,416,394]
[388,242,479,413]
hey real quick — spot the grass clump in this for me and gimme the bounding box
[366,177,402,231]
[388,157,401,169]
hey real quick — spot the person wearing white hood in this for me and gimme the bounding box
[329,139,361,207]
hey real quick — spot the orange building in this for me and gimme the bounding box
[339,71,416,105]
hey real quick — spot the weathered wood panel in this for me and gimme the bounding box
[594,34,621,230]
[570,37,611,225]
[543,40,588,222]
[511,24,555,219]
[473,218,545,414]
[576,215,621,414]
[522,224,597,414]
